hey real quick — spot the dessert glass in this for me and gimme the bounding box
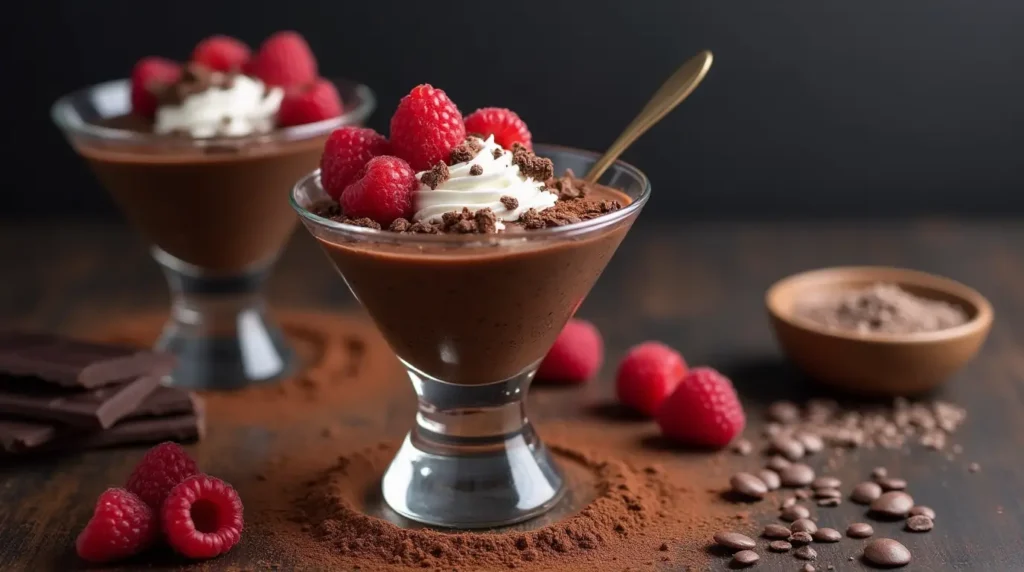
[291,145,650,528]
[52,78,375,390]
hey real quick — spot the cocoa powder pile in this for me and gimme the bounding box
[795,283,968,334]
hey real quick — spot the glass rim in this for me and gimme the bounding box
[289,143,651,245]
[50,77,376,146]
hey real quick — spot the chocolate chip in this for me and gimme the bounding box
[469,164,483,176]
[768,400,801,423]
[771,435,806,461]
[905,515,934,532]
[797,432,824,453]
[729,473,768,500]
[814,488,841,499]
[780,464,815,487]
[731,550,759,567]
[870,491,915,519]
[877,477,907,491]
[909,505,935,520]
[795,545,817,561]
[789,531,813,545]
[850,481,883,504]
[767,455,792,472]
[757,469,781,491]
[780,505,811,522]
[871,467,888,480]
[790,519,817,534]
[768,540,792,552]
[863,538,911,567]
[817,497,841,507]
[731,438,753,456]
[713,531,756,552]
[847,523,874,538]
[812,528,841,543]
[762,524,791,539]
[811,476,841,490]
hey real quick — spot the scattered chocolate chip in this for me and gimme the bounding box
[851,481,883,504]
[419,162,450,189]
[768,400,801,423]
[499,196,519,211]
[789,531,813,545]
[763,524,791,539]
[909,505,935,520]
[968,462,981,473]
[847,523,874,538]
[863,538,911,567]
[469,164,483,176]
[871,467,888,480]
[768,540,792,552]
[877,477,907,491]
[780,464,815,487]
[795,545,817,561]
[713,531,756,552]
[767,455,792,472]
[731,438,753,456]
[511,143,554,181]
[870,491,915,519]
[814,488,841,499]
[780,505,811,522]
[811,476,841,490]
[389,218,411,232]
[797,432,824,453]
[905,515,934,532]
[817,497,841,507]
[790,519,818,534]
[757,469,781,491]
[771,435,806,461]
[731,550,759,567]
[812,528,841,543]
[729,473,768,500]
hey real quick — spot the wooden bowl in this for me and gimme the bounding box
[765,266,993,396]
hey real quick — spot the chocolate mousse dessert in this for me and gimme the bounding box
[53,31,376,390]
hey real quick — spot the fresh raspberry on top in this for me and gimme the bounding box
[162,474,244,559]
[192,35,251,72]
[615,342,687,417]
[125,442,199,510]
[464,108,533,151]
[656,367,745,448]
[248,30,318,88]
[389,84,466,171]
[536,319,604,383]
[277,79,343,127]
[320,127,391,200]
[340,155,417,225]
[130,57,181,118]
[76,488,157,563]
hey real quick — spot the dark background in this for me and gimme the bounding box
[6,0,1024,220]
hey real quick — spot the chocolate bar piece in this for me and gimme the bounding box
[0,419,55,453]
[0,374,163,429]
[127,386,199,419]
[0,332,176,389]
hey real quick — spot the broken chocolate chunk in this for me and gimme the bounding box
[511,143,554,181]
[474,208,500,234]
[450,138,485,164]
[518,208,546,230]
[420,162,450,190]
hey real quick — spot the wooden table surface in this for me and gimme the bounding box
[1,219,1022,571]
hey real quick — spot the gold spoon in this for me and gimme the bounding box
[585,50,714,184]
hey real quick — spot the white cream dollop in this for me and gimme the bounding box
[154,74,284,138]
[412,135,556,230]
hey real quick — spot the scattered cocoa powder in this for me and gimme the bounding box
[795,283,969,334]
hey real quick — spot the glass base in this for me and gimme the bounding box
[381,363,565,529]
[153,247,295,390]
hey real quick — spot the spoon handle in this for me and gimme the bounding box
[584,50,714,184]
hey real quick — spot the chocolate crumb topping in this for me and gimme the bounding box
[519,208,546,230]
[500,196,519,210]
[436,208,500,234]
[474,208,499,234]
[311,200,341,219]
[547,170,590,200]
[454,219,476,233]
[522,197,623,229]
[389,218,411,232]
[155,63,233,107]
[511,143,554,181]
[341,217,381,230]
[493,147,504,160]
[450,138,484,164]
[420,162,450,190]
[466,132,487,140]
[469,164,484,176]
[407,221,441,234]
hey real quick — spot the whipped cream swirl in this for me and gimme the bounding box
[412,136,557,229]
[154,74,284,138]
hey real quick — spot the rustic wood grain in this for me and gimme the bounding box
[1,220,1022,571]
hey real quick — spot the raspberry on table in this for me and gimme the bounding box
[536,319,604,383]
[320,127,391,200]
[76,488,157,563]
[191,35,251,72]
[657,367,746,448]
[615,341,688,416]
[130,57,181,118]
[340,155,418,226]
[248,30,318,88]
[125,441,199,511]
[389,84,466,171]
[162,474,244,559]
[277,78,344,127]
[464,107,533,151]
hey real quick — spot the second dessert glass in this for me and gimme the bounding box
[291,145,650,528]
[52,79,375,390]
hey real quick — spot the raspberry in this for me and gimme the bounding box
[125,442,199,510]
[615,342,688,417]
[191,35,251,72]
[320,127,391,200]
[536,319,604,383]
[389,84,466,171]
[248,30,317,88]
[464,107,533,151]
[162,474,244,559]
[76,488,157,563]
[130,57,181,118]
[656,367,745,448]
[340,155,417,225]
